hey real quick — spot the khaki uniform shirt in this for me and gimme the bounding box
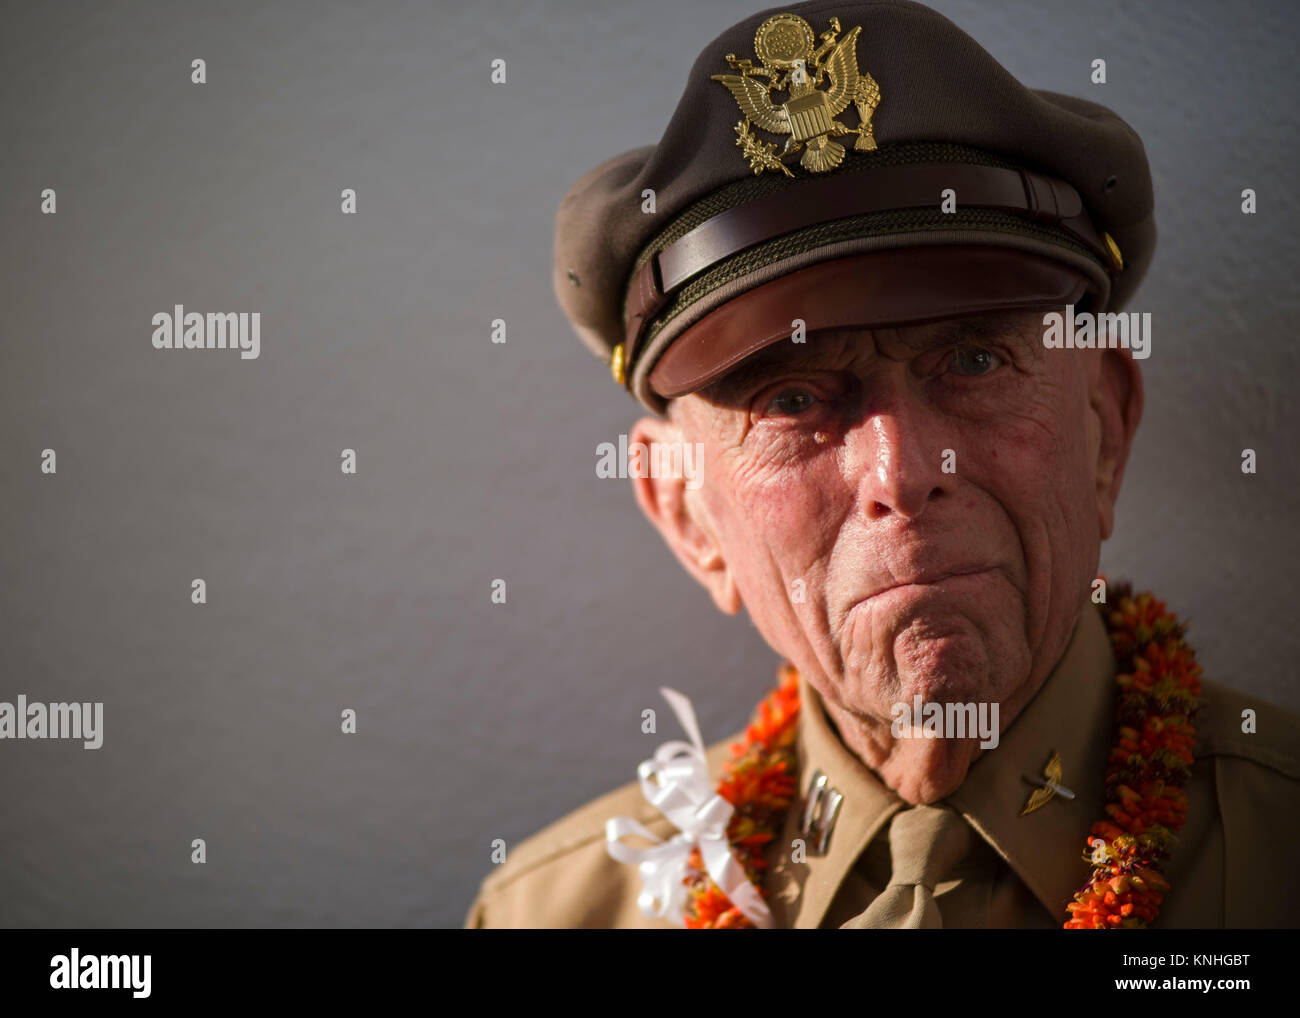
[466,604,1300,928]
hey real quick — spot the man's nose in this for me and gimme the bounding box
[845,391,952,522]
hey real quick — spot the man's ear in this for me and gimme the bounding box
[1091,346,1144,540]
[628,412,742,615]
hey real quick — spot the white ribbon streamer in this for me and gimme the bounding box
[605,687,774,928]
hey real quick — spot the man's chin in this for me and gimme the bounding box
[840,583,1028,704]
[843,623,994,706]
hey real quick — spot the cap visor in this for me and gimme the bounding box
[648,245,1092,399]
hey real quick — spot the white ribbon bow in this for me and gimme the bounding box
[605,687,774,928]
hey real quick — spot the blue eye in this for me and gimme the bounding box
[766,389,815,415]
[948,347,1002,376]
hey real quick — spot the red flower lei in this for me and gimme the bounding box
[679,585,1202,930]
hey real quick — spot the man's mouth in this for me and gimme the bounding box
[859,566,999,604]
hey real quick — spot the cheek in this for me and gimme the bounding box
[963,373,1100,615]
[969,371,1093,511]
[707,442,849,608]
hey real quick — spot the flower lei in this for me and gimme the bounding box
[679,585,1202,929]
[681,664,800,928]
[1064,584,1203,928]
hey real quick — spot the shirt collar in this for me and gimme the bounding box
[945,599,1116,921]
[774,599,1115,928]
[775,667,903,928]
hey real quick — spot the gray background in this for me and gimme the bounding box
[0,0,1295,928]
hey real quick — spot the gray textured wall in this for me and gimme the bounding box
[1,0,1295,928]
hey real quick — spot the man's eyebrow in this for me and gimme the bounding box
[702,345,839,405]
[700,312,1042,405]
[923,312,1042,350]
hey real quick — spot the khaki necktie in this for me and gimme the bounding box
[840,804,973,929]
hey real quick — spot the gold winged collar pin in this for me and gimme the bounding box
[1019,750,1077,817]
[711,13,882,176]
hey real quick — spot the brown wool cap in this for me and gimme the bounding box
[553,0,1155,414]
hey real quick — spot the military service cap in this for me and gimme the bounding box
[553,0,1155,414]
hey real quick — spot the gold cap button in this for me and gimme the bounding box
[1103,232,1124,271]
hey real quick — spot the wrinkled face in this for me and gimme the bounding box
[648,308,1135,759]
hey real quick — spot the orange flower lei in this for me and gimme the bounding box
[1064,584,1202,929]
[681,666,800,929]
[680,585,1201,930]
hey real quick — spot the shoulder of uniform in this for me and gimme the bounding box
[1192,678,1300,780]
[466,729,745,924]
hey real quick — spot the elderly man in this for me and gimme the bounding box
[467,0,1299,928]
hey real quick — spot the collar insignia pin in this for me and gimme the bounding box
[711,13,882,177]
[1019,750,1076,817]
[799,768,844,854]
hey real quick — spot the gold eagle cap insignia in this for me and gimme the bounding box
[1019,750,1076,817]
[711,12,882,176]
